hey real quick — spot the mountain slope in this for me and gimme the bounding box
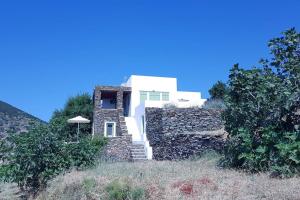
[0,100,45,138]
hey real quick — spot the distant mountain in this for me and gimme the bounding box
[0,100,45,138]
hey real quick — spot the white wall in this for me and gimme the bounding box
[124,75,177,116]
[122,75,206,160]
[177,91,201,100]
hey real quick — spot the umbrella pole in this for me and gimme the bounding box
[77,123,79,142]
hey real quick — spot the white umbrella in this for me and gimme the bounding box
[67,116,90,141]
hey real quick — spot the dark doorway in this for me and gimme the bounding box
[101,91,117,109]
[123,92,131,116]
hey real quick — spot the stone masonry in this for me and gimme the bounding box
[101,135,133,161]
[93,86,133,161]
[93,86,131,137]
[145,107,227,160]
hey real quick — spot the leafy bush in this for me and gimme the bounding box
[0,93,108,194]
[0,124,68,193]
[222,28,300,176]
[0,125,107,193]
[105,180,145,200]
[65,136,107,169]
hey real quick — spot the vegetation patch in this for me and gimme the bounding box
[221,28,300,177]
[31,154,300,200]
[0,94,107,197]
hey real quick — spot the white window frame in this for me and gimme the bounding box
[104,121,116,137]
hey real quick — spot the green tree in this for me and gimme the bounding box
[0,124,68,193]
[222,28,300,176]
[0,93,107,194]
[49,93,93,140]
[0,124,106,193]
[209,81,228,100]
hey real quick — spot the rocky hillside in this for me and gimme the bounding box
[0,100,44,138]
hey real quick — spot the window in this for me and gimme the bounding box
[104,122,116,137]
[140,90,170,102]
[140,91,148,103]
[149,91,160,101]
[161,92,169,101]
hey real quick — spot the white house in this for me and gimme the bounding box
[93,75,206,160]
[122,75,206,159]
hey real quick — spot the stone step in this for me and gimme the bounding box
[132,156,147,159]
[131,153,146,158]
[130,147,144,149]
[131,149,145,153]
[119,116,125,121]
[131,144,145,148]
[131,148,144,151]
[132,157,147,161]
[131,143,146,161]
[131,147,144,150]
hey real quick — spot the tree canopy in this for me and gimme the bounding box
[222,28,300,176]
[49,93,93,140]
[208,81,228,100]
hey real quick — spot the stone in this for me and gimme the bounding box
[145,107,227,160]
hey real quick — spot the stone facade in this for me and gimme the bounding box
[145,107,227,160]
[101,135,133,161]
[93,86,133,161]
[93,86,131,136]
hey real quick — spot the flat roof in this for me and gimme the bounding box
[94,85,131,91]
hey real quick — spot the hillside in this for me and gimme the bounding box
[1,153,298,200]
[0,100,44,138]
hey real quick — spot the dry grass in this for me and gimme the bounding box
[33,153,300,200]
[0,182,20,200]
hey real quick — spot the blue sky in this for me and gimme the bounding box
[0,0,299,121]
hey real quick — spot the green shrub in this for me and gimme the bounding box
[0,125,107,193]
[222,28,300,176]
[0,124,68,193]
[65,136,107,169]
[105,180,145,200]
[0,93,108,193]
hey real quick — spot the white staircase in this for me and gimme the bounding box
[131,144,147,161]
[125,117,153,160]
[125,117,142,142]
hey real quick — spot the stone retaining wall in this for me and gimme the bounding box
[101,135,132,161]
[145,107,226,160]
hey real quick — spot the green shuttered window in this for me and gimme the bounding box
[162,92,169,101]
[140,91,170,102]
[149,91,161,101]
[140,91,148,102]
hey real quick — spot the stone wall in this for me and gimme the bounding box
[145,107,226,160]
[93,86,131,136]
[93,109,124,136]
[101,135,132,161]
